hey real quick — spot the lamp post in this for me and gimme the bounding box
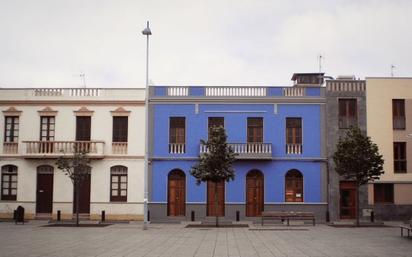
[142,21,151,230]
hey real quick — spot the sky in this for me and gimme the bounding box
[0,0,411,88]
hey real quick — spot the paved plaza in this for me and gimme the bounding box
[0,222,411,257]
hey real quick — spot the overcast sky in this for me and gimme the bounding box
[0,0,411,88]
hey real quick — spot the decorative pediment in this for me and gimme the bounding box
[38,106,58,116]
[73,106,94,116]
[110,107,131,116]
[2,107,22,116]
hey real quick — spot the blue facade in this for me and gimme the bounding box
[149,86,326,219]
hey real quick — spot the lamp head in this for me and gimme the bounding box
[142,21,152,36]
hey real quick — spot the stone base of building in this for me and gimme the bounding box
[371,204,412,221]
[149,203,327,222]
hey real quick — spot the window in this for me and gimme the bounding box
[374,184,394,203]
[1,165,17,201]
[169,117,185,144]
[286,118,302,144]
[4,116,19,143]
[112,117,128,142]
[110,166,127,202]
[247,118,263,143]
[285,169,303,202]
[393,99,405,130]
[40,116,55,141]
[339,99,357,128]
[208,117,224,139]
[394,142,407,173]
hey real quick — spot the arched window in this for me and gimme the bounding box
[1,165,18,200]
[285,169,303,202]
[37,165,54,174]
[110,166,127,202]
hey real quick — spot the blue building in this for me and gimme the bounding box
[148,74,327,221]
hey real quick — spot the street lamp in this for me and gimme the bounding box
[142,21,151,230]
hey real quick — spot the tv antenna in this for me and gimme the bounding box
[80,72,86,88]
[391,64,396,77]
[318,54,323,72]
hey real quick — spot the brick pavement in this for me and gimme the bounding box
[0,222,411,257]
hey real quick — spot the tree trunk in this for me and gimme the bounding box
[356,182,360,227]
[215,181,219,227]
[76,182,80,227]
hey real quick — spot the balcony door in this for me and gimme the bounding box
[40,116,55,153]
[247,118,263,143]
[76,116,91,152]
[207,180,225,216]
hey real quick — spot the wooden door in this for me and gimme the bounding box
[246,170,264,216]
[73,174,91,214]
[36,171,53,213]
[168,170,186,216]
[207,181,225,216]
[340,181,357,219]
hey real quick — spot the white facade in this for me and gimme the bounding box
[0,88,146,220]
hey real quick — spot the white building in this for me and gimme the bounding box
[0,88,145,220]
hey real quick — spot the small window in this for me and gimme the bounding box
[338,99,357,128]
[393,99,405,130]
[374,184,394,203]
[208,117,224,139]
[4,116,19,143]
[112,117,128,142]
[286,118,302,144]
[285,169,303,202]
[169,117,185,144]
[110,166,127,202]
[394,142,407,173]
[1,165,17,201]
[247,118,263,143]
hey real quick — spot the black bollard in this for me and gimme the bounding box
[101,210,105,222]
[148,210,150,222]
[57,210,61,221]
[236,211,240,222]
[370,211,374,223]
[326,211,330,223]
[191,211,195,221]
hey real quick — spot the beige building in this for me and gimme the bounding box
[366,78,412,219]
[0,88,145,220]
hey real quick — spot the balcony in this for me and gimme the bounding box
[200,143,272,160]
[22,141,105,158]
[169,143,185,154]
[286,144,302,155]
[112,142,128,154]
[3,142,18,154]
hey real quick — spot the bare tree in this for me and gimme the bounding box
[56,147,91,226]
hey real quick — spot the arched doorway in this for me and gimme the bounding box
[207,181,225,216]
[73,166,91,214]
[36,165,54,213]
[285,169,303,202]
[168,169,186,216]
[246,170,264,216]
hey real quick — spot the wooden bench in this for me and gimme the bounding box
[261,211,315,226]
[400,219,412,237]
